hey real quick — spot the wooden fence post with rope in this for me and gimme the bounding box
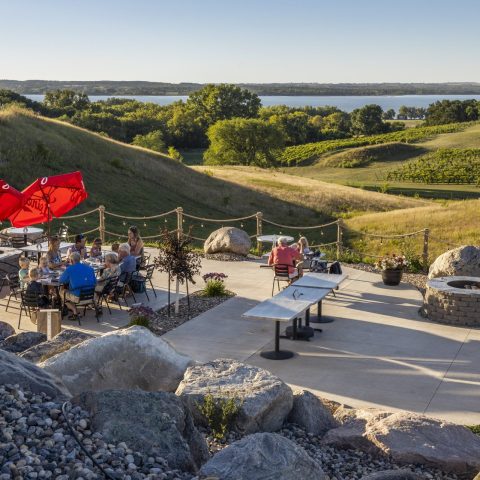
[176,207,183,238]
[256,211,263,255]
[423,228,430,271]
[336,219,343,260]
[98,205,105,244]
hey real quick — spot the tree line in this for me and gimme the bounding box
[1,86,479,167]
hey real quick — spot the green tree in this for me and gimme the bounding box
[204,118,285,167]
[43,89,90,116]
[350,104,386,135]
[383,109,396,120]
[132,130,166,153]
[168,146,183,162]
[268,111,310,145]
[0,89,43,112]
[187,84,261,128]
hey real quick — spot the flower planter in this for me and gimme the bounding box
[381,269,403,286]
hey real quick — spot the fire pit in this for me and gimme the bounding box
[425,276,480,326]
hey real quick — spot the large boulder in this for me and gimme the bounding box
[0,321,15,341]
[204,226,251,256]
[20,329,94,363]
[176,358,293,434]
[199,432,325,480]
[288,389,338,436]
[40,326,193,396]
[0,349,70,399]
[428,245,480,279]
[74,390,209,472]
[323,408,480,475]
[0,331,47,353]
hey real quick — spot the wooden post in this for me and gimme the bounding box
[175,207,183,315]
[98,205,105,243]
[256,211,263,256]
[336,219,343,260]
[423,228,430,271]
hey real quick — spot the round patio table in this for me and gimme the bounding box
[5,226,44,245]
[257,234,294,244]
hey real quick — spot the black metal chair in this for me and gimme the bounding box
[137,252,151,271]
[5,273,22,312]
[131,265,157,301]
[96,275,120,314]
[116,271,137,306]
[63,286,98,325]
[10,237,27,249]
[272,263,298,296]
[18,290,43,329]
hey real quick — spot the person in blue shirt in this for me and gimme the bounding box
[59,251,96,318]
[118,243,137,284]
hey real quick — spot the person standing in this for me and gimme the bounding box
[127,226,144,257]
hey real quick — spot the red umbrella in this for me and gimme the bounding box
[0,180,24,221]
[9,171,88,227]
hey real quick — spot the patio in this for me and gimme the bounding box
[1,248,479,425]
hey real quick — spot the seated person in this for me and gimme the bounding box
[95,252,121,300]
[59,252,96,318]
[67,234,88,260]
[117,243,137,288]
[38,255,51,276]
[296,236,312,276]
[111,242,120,253]
[90,237,103,258]
[46,235,65,270]
[268,237,301,279]
[25,268,49,307]
[18,257,30,288]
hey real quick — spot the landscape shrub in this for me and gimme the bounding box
[128,305,157,329]
[202,272,228,297]
[197,392,242,440]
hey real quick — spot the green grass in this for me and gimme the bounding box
[178,148,206,165]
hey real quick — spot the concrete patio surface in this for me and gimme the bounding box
[1,249,479,425]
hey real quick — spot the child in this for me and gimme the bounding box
[90,238,103,258]
[25,268,49,323]
[18,257,30,288]
[38,255,51,276]
[111,242,120,253]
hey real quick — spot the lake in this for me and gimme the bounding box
[26,94,480,112]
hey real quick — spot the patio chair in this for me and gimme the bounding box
[58,225,69,241]
[63,286,99,326]
[116,271,137,307]
[0,233,11,247]
[272,263,298,296]
[131,265,157,301]
[137,252,151,271]
[18,290,42,329]
[96,275,120,314]
[5,273,22,312]
[10,237,27,248]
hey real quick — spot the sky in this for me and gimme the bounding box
[1,0,479,83]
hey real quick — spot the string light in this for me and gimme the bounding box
[240,223,244,228]
[143,222,147,227]
[201,224,204,228]
[83,218,87,223]
[122,220,126,226]
[164,218,168,223]
[321,230,324,236]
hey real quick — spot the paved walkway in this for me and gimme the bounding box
[1,251,479,425]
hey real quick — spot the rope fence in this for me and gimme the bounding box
[52,205,466,269]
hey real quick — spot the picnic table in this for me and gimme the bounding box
[243,296,312,360]
[292,272,347,323]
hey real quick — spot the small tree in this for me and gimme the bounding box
[154,228,201,317]
[132,130,166,153]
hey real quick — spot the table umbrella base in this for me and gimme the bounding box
[284,325,314,340]
[260,350,295,360]
[309,315,335,324]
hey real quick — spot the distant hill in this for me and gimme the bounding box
[0,106,426,242]
[2,80,480,96]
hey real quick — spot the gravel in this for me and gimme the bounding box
[201,252,261,262]
[0,384,193,480]
[149,291,234,336]
[204,423,459,480]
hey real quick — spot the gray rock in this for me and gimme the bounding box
[40,326,193,395]
[204,227,251,256]
[428,245,480,279]
[0,349,70,399]
[73,389,209,471]
[199,432,325,480]
[0,332,47,353]
[324,408,480,475]
[360,470,422,480]
[20,329,94,363]
[176,358,293,434]
[288,390,338,436]
[0,321,15,341]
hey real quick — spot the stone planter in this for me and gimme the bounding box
[381,269,403,286]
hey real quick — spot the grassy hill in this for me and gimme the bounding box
[0,106,425,243]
